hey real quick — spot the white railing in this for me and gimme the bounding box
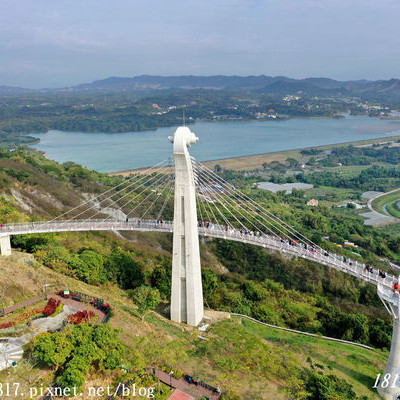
[0,219,173,235]
[0,219,396,292]
[199,225,396,292]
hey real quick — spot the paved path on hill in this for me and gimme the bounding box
[361,187,400,225]
[50,295,107,323]
[0,295,45,317]
[153,369,221,400]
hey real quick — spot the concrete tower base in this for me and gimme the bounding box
[169,126,204,326]
[0,235,11,256]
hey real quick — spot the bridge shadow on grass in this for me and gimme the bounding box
[330,360,380,397]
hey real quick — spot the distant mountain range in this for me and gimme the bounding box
[1,75,400,101]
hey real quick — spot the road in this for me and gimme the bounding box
[360,188,400,226]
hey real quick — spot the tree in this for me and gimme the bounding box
[307,157,316,166]
[59,356,88,390]
[150,264,172,298]
[33,333,74,369]
[286,157,298,167]
[369,318,391,349]
[305,371,357,400]
[214,164,222,173]
[70,250,105,284]
[105,247,144,289]
[130,285,161,321]
[243,281,268,302]
[34,324,126,391]
[202,269,218,303]
[284,377,311,400]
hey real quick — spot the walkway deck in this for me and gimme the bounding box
[0,218,397,297]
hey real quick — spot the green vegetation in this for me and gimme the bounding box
[0,132,39,148]
[239,317,385,399]
[129,285,161,321]
[321,144,400,167]
[33,324,125,390]
[1,147,395,348]
[0,88,366,143]
[1,145,398,398]
[0,251,386,399]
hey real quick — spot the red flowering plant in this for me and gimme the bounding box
[43,298,61,316]
[68,310,95,325]
[0,321,14,329]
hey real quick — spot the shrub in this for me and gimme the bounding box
[0,321,14,329]
[43,298,61,316]
[68,310,95,325]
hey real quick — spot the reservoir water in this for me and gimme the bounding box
[29,116,400,172]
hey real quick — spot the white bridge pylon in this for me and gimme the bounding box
[169,127,203,325]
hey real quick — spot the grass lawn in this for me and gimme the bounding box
[306,186,360,202]
[237,316,387,400]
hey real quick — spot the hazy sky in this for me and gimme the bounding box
[1,0,399,88]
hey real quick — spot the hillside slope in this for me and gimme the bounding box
[0,147,393,399]
[0,253,386,399]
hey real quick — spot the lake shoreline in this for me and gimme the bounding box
[109,133,400,175]
[25,115,400,173]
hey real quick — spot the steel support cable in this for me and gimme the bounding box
[196,197,205,226]
[195,160,321,249]
[197,165,353,271]
[195,166,251,232]
[191,163,206,223]
[195,172,219,226]
[194,160,300,233]
[193,161,290,238]
[195,165,282,239]
[157,180,175,221]
[196,179,228,229]
[126,173,173,218]
[141,177,175,220]
[193,169,209,224]
[104,165,173,212]
[196,175,246,232]
[196,191,213,227]
[196,174,232,229]
[198,175,280,240]
[195,186,208,227]
[194,165,225,227]
[106,168,173,219]
[96,165,174,222]
[199,162,324,251]
[198,167,309,245]
[80,164,173,223]
[50,157,172,222]
[111,166,174,219]
[57,160,172,223]
[197,169,278,236]
[195,186,214,224]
